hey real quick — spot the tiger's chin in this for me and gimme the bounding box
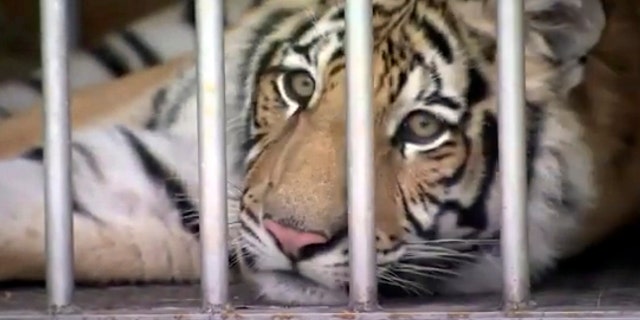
[243,270,348,306]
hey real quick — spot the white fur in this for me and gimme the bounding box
[0,127,203,281]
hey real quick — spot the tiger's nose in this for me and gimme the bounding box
[263,219,328,257]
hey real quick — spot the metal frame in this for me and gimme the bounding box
[195,0,229,311]
[41,0,74,311]
[7,0,626,318]
[345,0,378,311]
[497,0,530,310]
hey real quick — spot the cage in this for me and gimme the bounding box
[0,0,639,319]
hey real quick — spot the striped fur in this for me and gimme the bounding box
[0,0,264,114]
[3,0,639,308]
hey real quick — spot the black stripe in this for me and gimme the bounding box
[465,65,488,107]
[460,64,489,127]
[424,93,463,110]
[20,144,104,222]
[22,146,44,162]
[67,153,104,222]
[164,77,197,128]
[71,188,104,224]
[241,132,265,156]
[415,17,453,63]
[146,87,168,129]
[426,64,443,91]
[241,8,299,92]
[241,8,297,148]
[0,107,11,119]
[223,3,230,26]
[72,142,105,180]
[88,43,131,77]
[119,127,200,236]
[372,1,409,18]
[22,144,102,180]
[240,220,260,242]
[251,38,281,131]
[184,0,196,27]
[451,112,498,230]
[416,183,442,206]
[240,247,257,269]
[372,2,411,36]
[525,103,543,187]
[329,8,345,21]
[398,183,437,240]
[438,104,542,232]
[438,138,470,188]
[120,30,162,67]
[22,76,43,93]
[289,14,326,50]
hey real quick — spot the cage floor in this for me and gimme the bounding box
[1,279,639,319]
[2,221,640,319]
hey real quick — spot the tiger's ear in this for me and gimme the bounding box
[452,0,605,62]
[525,0,605,61]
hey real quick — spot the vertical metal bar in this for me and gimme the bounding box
[345,0,378,310]
[497,0,530,310]
[41,0,74,310]
[196,0,229,310]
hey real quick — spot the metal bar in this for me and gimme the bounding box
[41,0,75,310]
[195,0,229,310]
[497,0,530,310]
[345,0,378,310]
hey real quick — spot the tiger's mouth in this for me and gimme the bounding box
[234,241,473,305]
[234,209,354,302]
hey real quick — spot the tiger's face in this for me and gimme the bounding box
[228,0,602,305]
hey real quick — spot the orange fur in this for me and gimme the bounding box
[0,54,193,159]
[569,0,640,253]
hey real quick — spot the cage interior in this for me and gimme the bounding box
[1,0,640,318]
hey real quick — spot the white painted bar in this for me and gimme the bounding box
[345,0,378,310]
[497,0,531,309]
[41,0,75,309]
[195,0,229,310]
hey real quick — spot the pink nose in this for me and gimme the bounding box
[263,219,328,257]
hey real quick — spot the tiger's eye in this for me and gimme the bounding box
[397,110,446,144]
[282,69,316,106]
[407,112,441,137]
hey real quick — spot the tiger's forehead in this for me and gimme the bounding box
[280,6,346,71]
[272,0,469,67]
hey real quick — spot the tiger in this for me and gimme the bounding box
[0,0,263,115]
[1,0,639,307]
